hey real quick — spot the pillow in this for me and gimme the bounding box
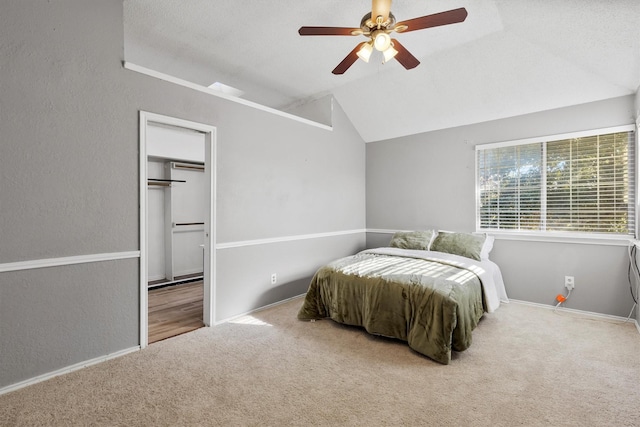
[389,230,435,251]
[474,233,495,260]
[431,231,486,261]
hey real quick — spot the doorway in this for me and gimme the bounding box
[139,111,216,348]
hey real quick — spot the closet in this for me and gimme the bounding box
[146,123,206,287]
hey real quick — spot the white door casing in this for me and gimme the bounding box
[139,111,216,348]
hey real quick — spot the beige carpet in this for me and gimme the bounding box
[1,298,639,426]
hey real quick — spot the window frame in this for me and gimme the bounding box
[475,124,637,246]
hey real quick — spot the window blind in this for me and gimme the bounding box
[476,127,636,236]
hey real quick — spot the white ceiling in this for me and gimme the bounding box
[124,0,640,142]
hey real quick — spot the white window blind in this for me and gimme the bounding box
[476,126,636,237]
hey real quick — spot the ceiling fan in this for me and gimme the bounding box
[298,0,468,74]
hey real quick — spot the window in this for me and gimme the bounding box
[476,126,636,238]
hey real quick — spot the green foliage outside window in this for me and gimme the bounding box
[477,129,635,236]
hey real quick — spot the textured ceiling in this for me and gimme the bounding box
[124,0,640,142]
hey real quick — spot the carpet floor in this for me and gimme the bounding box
[1,298,639,426]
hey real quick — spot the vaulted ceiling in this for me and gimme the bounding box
[124,0,640,142]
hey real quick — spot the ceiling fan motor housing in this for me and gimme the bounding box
[360,12,396,33]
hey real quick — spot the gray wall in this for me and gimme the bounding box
[367,95,638,318]
[0,0,365,390]
[1,1,139,262]
[0,260,139,387]
[216,234,365,321]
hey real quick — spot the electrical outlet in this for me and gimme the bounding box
[271,273,277,285]
[564,276,575,290]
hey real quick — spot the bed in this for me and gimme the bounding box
[297,230,508,364]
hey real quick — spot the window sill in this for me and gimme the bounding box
[482,231,634,247]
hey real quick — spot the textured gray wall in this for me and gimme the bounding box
[0,0,141,389]
[0,0,365,389]
[127,73,366,325]
[0,1,138,262]
[367,95,638,317]
[216,233,366,321]
[0,259,139,387]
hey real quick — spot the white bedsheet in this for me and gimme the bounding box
[362,247,509,313]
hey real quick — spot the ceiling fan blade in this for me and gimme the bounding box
[371,0,392,22]
[391,39,420,70]
[298,26,360,36]
[332,42,367,75]
[395,7,468,33]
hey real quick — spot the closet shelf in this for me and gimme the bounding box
[171,162,204,172]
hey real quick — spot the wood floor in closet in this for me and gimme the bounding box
[148,281,204,344]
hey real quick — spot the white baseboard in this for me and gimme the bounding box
[174,268,204,277]
[0,346,140,397]
[215,294,306,326]
[509,299,640,332]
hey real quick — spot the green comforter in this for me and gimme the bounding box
[297,249,485,364]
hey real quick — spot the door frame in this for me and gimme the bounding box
[139,111,217,348]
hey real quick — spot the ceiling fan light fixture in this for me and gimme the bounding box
[382,45,398,63]
[372,31,391,51]
[299,6,468,74]
[356,42,373,62]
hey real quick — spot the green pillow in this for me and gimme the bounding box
[389,230,434,250]
[431,231,485,261]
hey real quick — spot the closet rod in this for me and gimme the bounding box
[174,222,205,226]
[148,178,186,183]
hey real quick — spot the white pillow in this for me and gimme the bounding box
[474,233,494,259]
